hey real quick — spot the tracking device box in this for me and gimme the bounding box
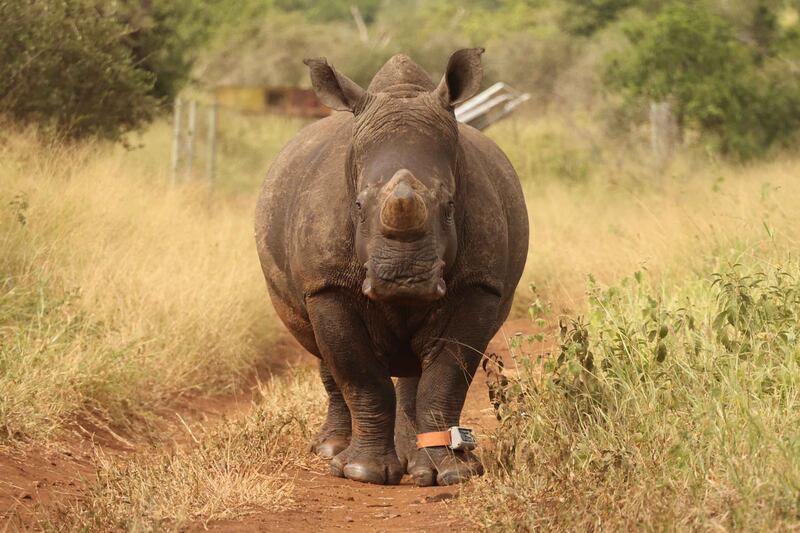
[449,426,477,451]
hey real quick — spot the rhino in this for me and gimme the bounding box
[255,49,528,486]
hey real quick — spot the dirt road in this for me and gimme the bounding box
[1,320,532,532]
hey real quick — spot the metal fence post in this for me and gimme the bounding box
[170,97,182,186]
[650,101,680,163]
[206,102,217,182]
[185,99,197,182]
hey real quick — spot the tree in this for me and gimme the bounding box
[0,0,219,140]
[0,0,157,140]
[117,0,245,103]
[560,0,638,36]
[606,1,800,158]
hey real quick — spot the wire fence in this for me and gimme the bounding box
[170,97,218,185]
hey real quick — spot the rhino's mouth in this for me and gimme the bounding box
[362,238,446,302]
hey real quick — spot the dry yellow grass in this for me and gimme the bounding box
[38,367,325,530]
[3,113,800,530]
[0,126,278,440]
[487,118,800,312]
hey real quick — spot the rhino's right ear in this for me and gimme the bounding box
[435,48,485,108]
[304,58,366,113]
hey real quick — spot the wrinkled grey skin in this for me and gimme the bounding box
[255,49,528,486]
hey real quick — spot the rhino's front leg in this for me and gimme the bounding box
[410,287,500,486]
[394,376,419,471]
[306,291,404,485]
[311,360,351,458]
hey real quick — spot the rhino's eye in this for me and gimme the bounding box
[355,200,367,223]
[445,201,455,223]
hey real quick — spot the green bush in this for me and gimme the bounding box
[560,0,638,36]
[470,260,800,529]
[0,0,215,140]
[606,2,800,158]
[0,1,156,140]
[116,0,225,103]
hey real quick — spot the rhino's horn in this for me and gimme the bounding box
[380,170,428,232]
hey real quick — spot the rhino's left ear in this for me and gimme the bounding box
[435,48,485,108]
[304,57,366,113]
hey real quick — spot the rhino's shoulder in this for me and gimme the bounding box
[449,123,528,297]
[258,112,353,209]
[256,112,361,301]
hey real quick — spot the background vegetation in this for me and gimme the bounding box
[4,114,799,528]
[4,0,800,154]
[2,0,800,530]
[467,160,800,529]
[0,0,216,139]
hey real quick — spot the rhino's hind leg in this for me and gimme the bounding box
[395,377,419,472]
[307,292,404,485]
[410,288,499,486]
[312,360,351,458]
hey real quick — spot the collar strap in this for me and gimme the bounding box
[416,430,451,449]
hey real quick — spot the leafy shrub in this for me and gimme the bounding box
[115,0,218,104]
[560,0,639,36]
[470,262,800,529]
[606,2,800,158]
[0,1,156,140]
[0,0,213,140]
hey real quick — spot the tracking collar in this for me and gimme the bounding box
[416,426,477,451]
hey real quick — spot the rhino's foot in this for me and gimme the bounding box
[396,436,417,473]
[394,417,418,472]
[409,447,484,486]
[311,434,350,459]
[330,443,404,485]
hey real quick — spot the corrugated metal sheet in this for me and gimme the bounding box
[455,83,530,130]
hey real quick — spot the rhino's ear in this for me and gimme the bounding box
[435,48,485,108]
[304,57,366,113]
